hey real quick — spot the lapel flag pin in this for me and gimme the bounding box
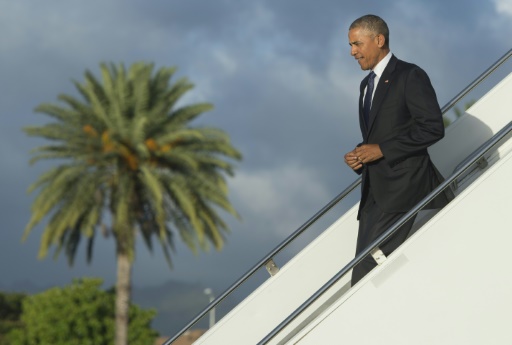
[385,80,389,83]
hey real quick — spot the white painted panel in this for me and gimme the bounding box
[430,72,512,177]
[194,204,359,345]
[291,145,512,345]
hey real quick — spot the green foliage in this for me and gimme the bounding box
[7,278,157,345]
[0,292,26,345]
[23,61,242,265]
[23,61,241,344]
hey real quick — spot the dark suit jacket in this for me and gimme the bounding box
[356,55,454,217]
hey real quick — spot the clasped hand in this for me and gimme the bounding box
[344,144,383,171]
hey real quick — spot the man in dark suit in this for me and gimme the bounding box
[344,15,454,285]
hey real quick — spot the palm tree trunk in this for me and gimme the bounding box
[115,250,132,345]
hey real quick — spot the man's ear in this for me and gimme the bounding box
[377,34,386,48]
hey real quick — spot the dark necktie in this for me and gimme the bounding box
[363,71,376,126]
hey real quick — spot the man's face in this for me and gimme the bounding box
[348,28,383,71]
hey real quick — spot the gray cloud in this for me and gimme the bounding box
[1,0,509,324]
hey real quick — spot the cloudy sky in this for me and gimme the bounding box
[1,0,511,320]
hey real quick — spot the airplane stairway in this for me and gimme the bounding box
[165,49,512,345]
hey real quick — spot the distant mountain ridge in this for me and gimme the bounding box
[132,279,215,336]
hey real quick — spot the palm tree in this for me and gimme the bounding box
[23,62,242,345]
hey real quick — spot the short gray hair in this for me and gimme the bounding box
[349,14,390,48]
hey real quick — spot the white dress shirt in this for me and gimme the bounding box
[364,51,392,107]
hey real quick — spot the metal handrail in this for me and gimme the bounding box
[259,120,512,345]
[165,48,512,344]
[162,178,361,345]
[440,48,511,115]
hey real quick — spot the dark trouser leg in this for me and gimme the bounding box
[351,192,416,286]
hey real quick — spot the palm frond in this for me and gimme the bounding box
[168,103,214,126]
[25,61,242,267]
